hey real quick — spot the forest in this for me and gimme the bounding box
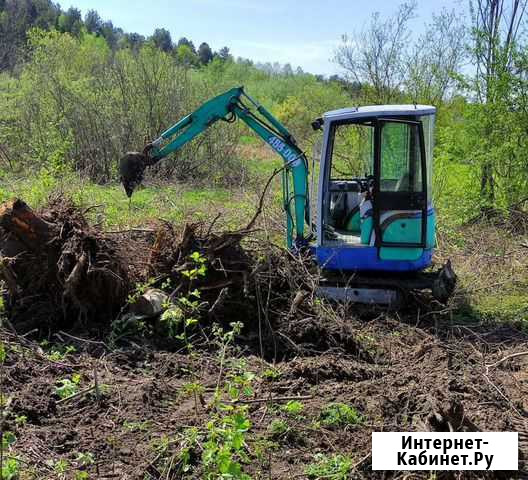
[0,0,527,479]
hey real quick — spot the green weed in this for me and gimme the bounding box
[75,451,94,467]
[305,453,353,480]
[54,374,81,399]
[123,420,151,432]
[202,407,252,479]
[320,403,363,428]
[268,419,290,439]
[14,415,27,427]
[281,400,304,417]
[1,457,20,480]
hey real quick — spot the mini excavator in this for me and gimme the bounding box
[120,86,456,305]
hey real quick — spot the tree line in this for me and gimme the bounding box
[0,0,234,70]
[1,0,527,217]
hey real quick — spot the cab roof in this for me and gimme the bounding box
[323,104,436,122]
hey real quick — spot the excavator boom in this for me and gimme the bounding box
[120,86,310,248]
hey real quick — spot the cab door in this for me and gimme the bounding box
[372,119,430,261]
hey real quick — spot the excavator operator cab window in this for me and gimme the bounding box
[324,120,374,244]
[380,122,422,194]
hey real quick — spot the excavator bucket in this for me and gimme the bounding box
[119,152,148,198]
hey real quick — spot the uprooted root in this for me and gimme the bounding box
[0,196,369,359]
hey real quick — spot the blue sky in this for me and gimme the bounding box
[60,0,467,75]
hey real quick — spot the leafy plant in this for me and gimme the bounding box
[182,251,208,280]
[14,415,27,427]
[51,458,70,475]
[126,277,156,305]
[0,431,18,479]
[1,457,20,480]
[305,453,353,480]
[1,431,16,450]
[268,419,290,439]
[177,427,200,474]
[123,420,151,432]
[55,373,81,399]
[202,406,252,479]
[320,403,363,427]
[181,381,205,419]
[75,451,94,466]
[225,363,255,401]
[261,367,281,380]
[47,344,76,361]
[281,400,304,417]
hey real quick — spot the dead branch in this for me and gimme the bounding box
[485,351,528,373]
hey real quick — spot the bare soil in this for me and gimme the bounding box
[2,311,528,479]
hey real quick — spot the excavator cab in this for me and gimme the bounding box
[314,106,453,304]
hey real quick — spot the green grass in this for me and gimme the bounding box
[474,290,528,324]
[0,169,257,229]
[320,403,363,428]
[305,453,353,480]
[434,161,479,230]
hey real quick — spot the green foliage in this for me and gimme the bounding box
[202,407,252,479]
[123,420,151,432]
[55,373,81,399]
[261,367,281,380]
[182,251,208,280]
[75,451,95,467]
[1,431,16,449]
[52,458,70,474]
[268,419,290,439]
[281,400,304,417]
[320,403,363,428]
[14,415,27,427]
[0,431,19,479]
[45,344,76,361]
[0,457,20,480]
[305,453,353,480]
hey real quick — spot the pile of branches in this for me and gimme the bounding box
[0,196,359,358]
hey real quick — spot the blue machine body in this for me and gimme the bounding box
[314,105,437,274]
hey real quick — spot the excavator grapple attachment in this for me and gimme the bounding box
[119,152,148,198]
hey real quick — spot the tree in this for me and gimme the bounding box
[198,41,213,64]
[57,7,82,36]
[335,1,417,103]
[217,46,232,62]
[405,8,467,104]
[0,0,60,70]
[151,27,172,52]
[177,37,196,54]
[282,63,293,76]
[84,9,102,35]
[469,0,528,205]
[125,32,145,52]
[101,21,119,49]
[176,44,198,66]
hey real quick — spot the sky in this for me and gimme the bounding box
[60,0,467,75]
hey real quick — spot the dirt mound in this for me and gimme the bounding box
[0,197,262,332]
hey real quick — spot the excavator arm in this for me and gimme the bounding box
[120,86,311,249]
